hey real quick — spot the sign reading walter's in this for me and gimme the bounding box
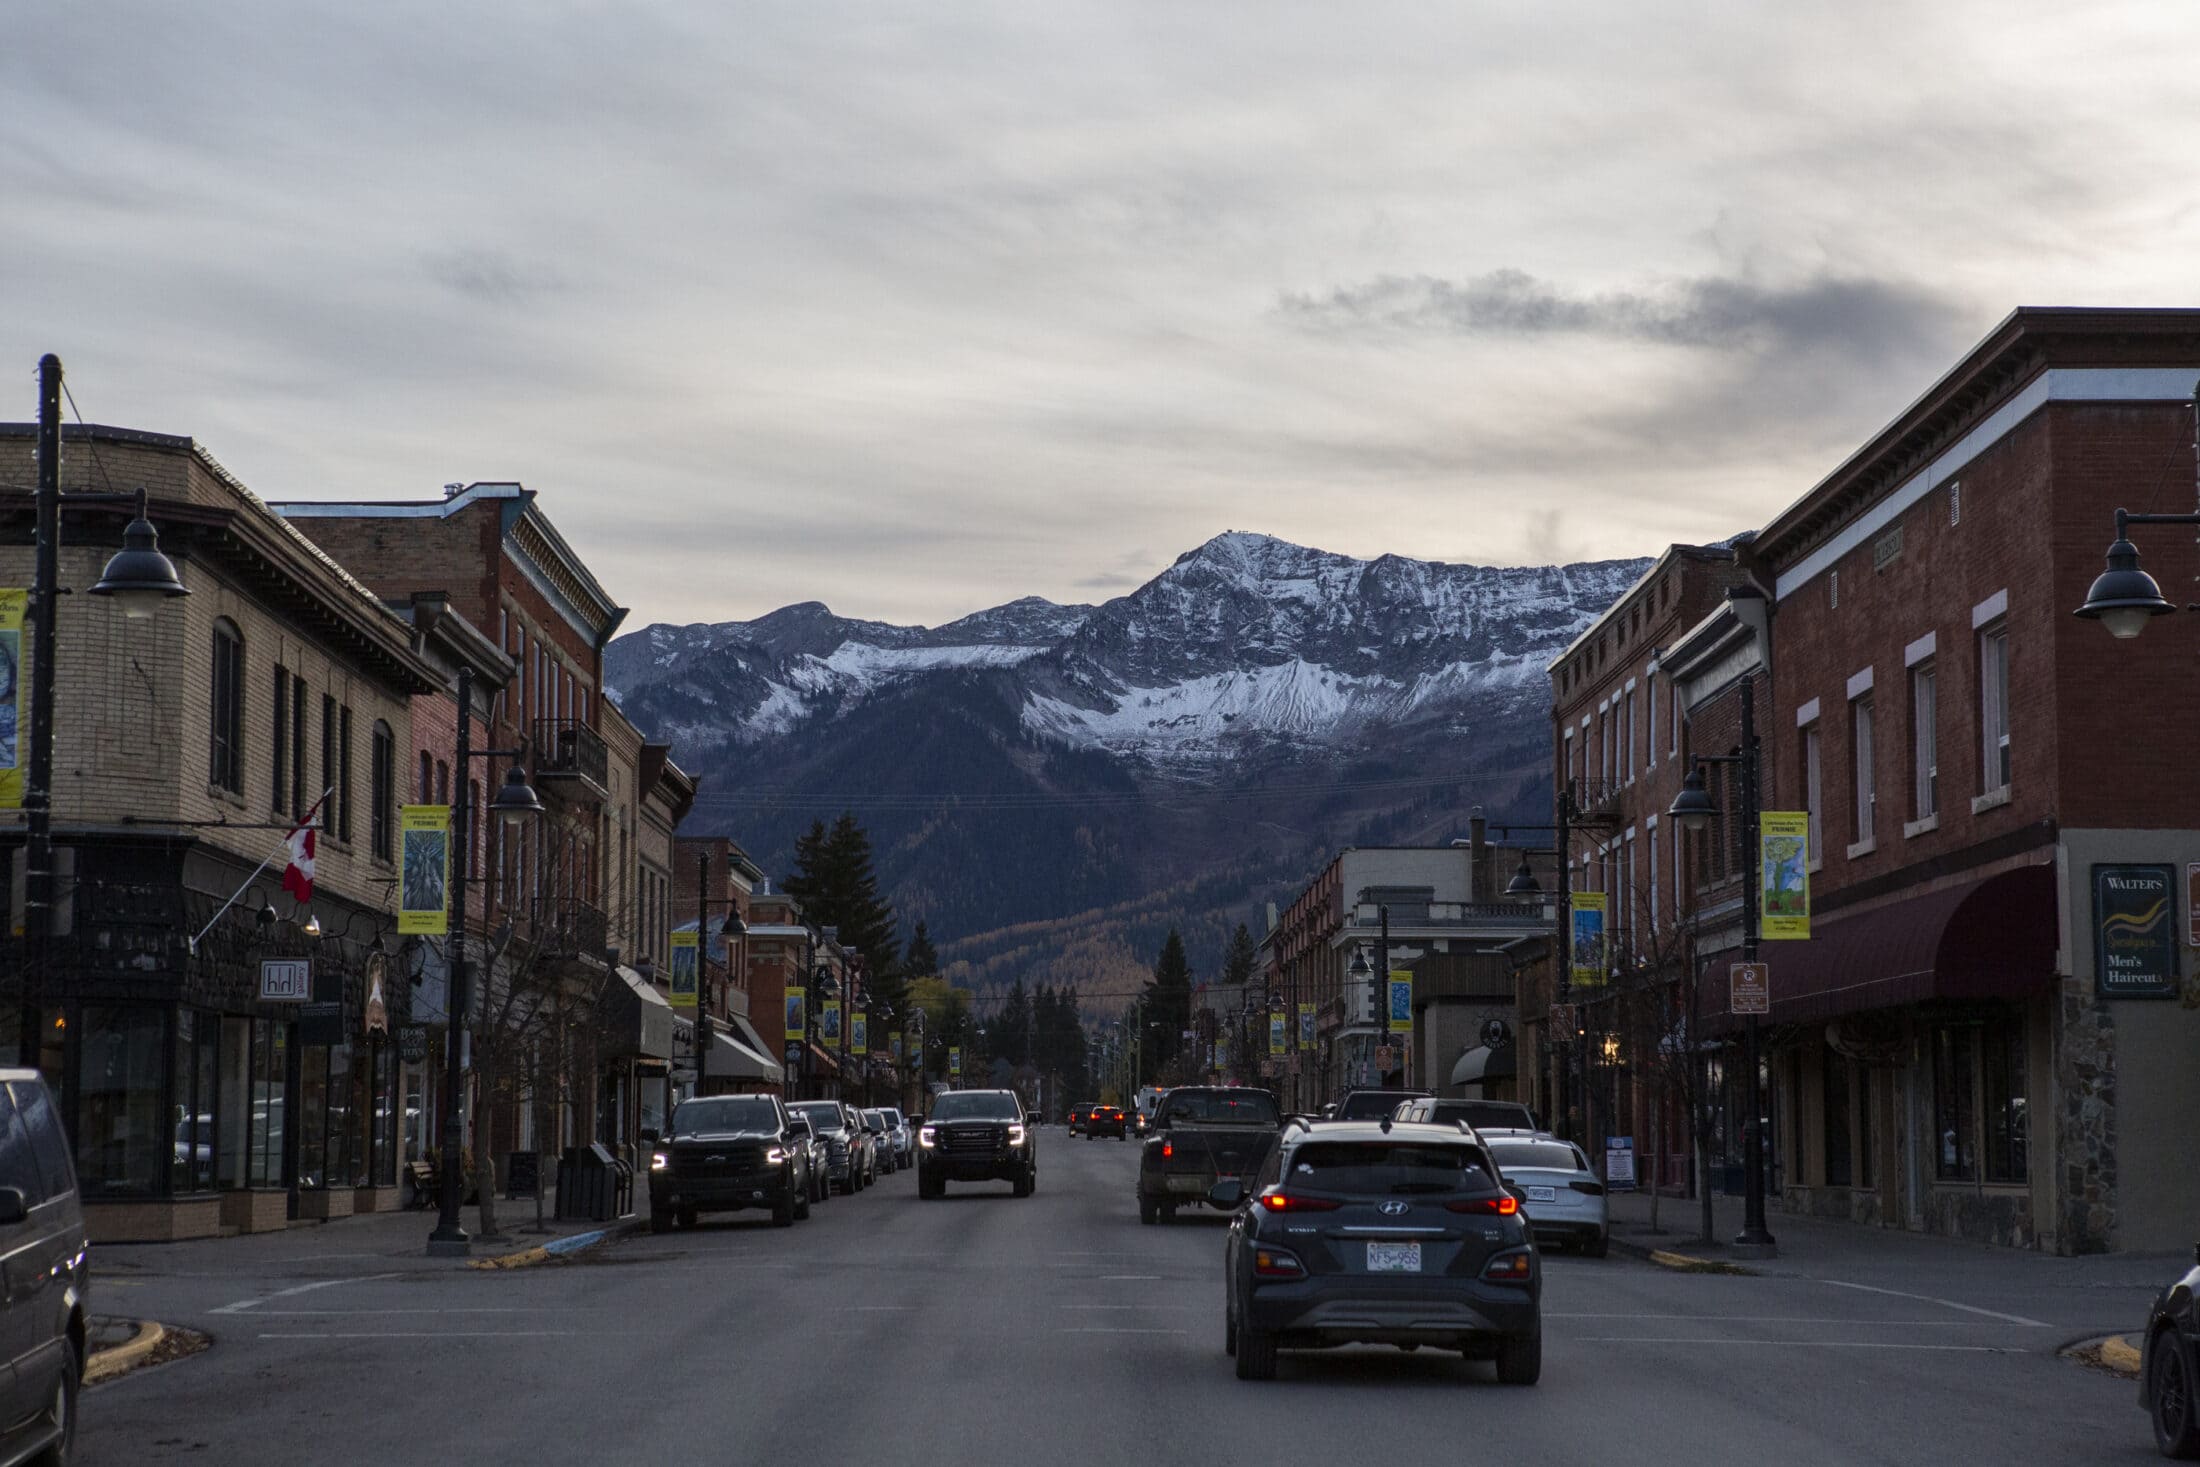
[2094,864,2179,999]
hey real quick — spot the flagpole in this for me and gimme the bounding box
[186,787,332,955]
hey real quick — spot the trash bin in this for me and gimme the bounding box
[553,1143,628,1223]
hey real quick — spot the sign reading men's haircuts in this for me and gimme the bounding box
[2094,864,2179,999]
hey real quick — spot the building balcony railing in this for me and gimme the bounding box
[532,719,609,800]
[1344,899,1556,931]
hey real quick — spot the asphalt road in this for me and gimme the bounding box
[83,1132,2149,1466]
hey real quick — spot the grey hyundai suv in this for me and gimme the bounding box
[0,1070,88,1463]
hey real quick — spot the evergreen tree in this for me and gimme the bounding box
[783,811,905,1019]
[1142,928,1194,1072]
[904,921,940,979]
[1221,922,1258,990]
[997,978,1033,1068]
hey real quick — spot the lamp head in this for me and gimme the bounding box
[1504,858,1541,897]
[490,763,545,830]
[89,490,189,620]
[2075,530,2175,639]
[1668,764,1718,834]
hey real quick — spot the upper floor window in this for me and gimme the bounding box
[418,750,434,804]
[272,665,289,813]
[371,720,396,861]
[338,706,354,843]
[1910,661,1938,821]
[1850,696,1876,846]
[1979,622,2010,793]
[1800,722,1822,867]
[209,620,244,794]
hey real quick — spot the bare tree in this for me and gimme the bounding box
[1610,901,1721,1247]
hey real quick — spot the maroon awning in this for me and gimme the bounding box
[1712,864,2057,1028]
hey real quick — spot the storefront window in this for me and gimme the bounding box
[1934,1024,1978,1182]
[250,1020,288,1189]
[172,1009,219,1194]
[78,1005,168,1198]
[326,1043,357,1188]
[298,1045,327,1188]
[370,1040,398,1186]
[1822,1050,1851,1187]
[1934,1016,2026,1186]
[402,1066,428,1164]
[1982,1019,2027,1184]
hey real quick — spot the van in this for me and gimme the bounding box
[0,1070,87,1465]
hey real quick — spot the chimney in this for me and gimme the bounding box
[1469,806,1491,902]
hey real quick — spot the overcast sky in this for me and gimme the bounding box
[8,2,2199,629]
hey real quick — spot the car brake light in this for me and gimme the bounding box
[1253,1248,1305,1279]
[1445,1195,1519,1215]
[1162,1141,1173,1159]
[1258,1191,1341,1213]
[1570,1180,1605,1196]
[1482,1251,1533,1283]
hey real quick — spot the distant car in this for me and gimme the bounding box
[1333,1089,1431,1121]
[1139,1086,1281,1225]
[0,1071,87,1464]
[1486,1135,1607,1257]
[1067,1104,1093,1135]
[1086,1105,1126,1140]
[784,1112,832,1204]
[1394,1098,1542,1133]
[790,1101,870,1194]
[1218,1118,1540,1383]
[879,1107,913,1165]
[860,1110,897,1174]
[918,1089,1036,1198]
[649,1094,812,1230]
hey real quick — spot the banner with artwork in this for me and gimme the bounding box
[0,590,22,809]
[890,1031,904,1064]
[1387,971,1413,1034]
[948,1046,963,1079]
[1268,1012,1286,1056]
[397,805,450,935]
[1298,1002,1314,1048]
[851,1013,868,1056]
[1569,894,1607,986]
[1758,811,1811,939]
[669,931,698,1009]
[785,985,806,1039]
[820,999,842,1044]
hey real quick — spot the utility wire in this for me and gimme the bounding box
[695,771,1497,812]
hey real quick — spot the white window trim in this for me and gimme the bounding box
[1972,588,2009,629]
[1846,665,1875,699]
[1904,631,1937,668]
[1795,696,1820,728]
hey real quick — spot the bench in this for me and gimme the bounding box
[406,1160,440,1209]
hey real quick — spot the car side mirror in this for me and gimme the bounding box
[1207,1179,1244,1210]
[0,1187,28,1225]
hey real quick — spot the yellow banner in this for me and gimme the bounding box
[1759,810,1812,940]
[0,589,23,810]
[852,1013,868,1057]
[948,1045,962,1079]
[820,999,842,1044]
[889,1031,903,1064]
[1297,1002,1314,1049]
[1387,971,1413,1034]
[397,805,450,935]
[1570,893,1608,986]
[784,985,805,1039]
[1268,1012,1286,1056]
[669,931,699,1009]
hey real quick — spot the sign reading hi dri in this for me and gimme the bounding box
[2094,864,2178,999]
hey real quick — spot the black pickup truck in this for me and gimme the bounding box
[1136,1086,1281,1224]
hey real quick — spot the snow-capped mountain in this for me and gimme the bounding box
[607,532,1647,769]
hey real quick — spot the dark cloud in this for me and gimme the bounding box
[425,249,567,305]
[1277,268,1966,358]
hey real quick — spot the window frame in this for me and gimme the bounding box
[1801,722,1823,868]
[1910,660,1937,822]
[1849,696,1875,847]
[370,720,396,863]
[208,620,245,795]
[1979,621,2011,795]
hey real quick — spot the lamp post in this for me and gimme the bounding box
[18,355,189,1061]
[687,852,749,1096]
[426,664,546,1257]
[1667,674,1775,1256]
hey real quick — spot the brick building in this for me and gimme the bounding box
[674,835,779,1094]
[0,424,440,1239]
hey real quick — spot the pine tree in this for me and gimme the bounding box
[783,811,904,1018]
[997,978,1032,1068]
[1221,922,1258,989]
[1143,928,1194,1071]
[904,921,940,979]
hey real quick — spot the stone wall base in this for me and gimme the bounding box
[85,1196,225,1244]
[296,1187,355,1221]
[220,1187,290,1234]
[351,1185,403,1215]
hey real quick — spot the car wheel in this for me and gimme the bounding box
[797,1185,813,1221]
[651,1211,672,1234]
[1494,1332,1542,1386]
[773,1186,797,1228]
[920,1174,944,1200]
[1225,1303,1238,1358]
[1160,1201,1178,1224]
[2152,1330,2200,1459]
[30,1345,76,1467]
[1235,1324,1278,1381]
[1139,1196,1158,1225]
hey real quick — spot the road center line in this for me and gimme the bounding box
[1816,1279,2050,1328]
[212,1273,403,1316]
[1546,1313,2000,1325]
[1057,1328,1187,1335]
[1580,1337,2014,1352]
[1097,1275,1162,1281]
[257,1330,586,1340]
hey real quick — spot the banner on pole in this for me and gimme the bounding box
[1387,971,1413,1034]
[1297,1002,1314,1048]
[669,931,698,1009]
[1759,811,1811,939]
[851,1013,868,1057]
[890,1031,904,1064]
[397,805,451,935]
[948,1045,963,1079]
[0,590,22,810]
[1268,1012,1286,1056]
[785,985,806,1039]
[820,999,842,1043]
[1569,893,1607,985]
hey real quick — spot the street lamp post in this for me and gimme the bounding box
[1668,674,1775,1256]
[687,853,749,1098]
[19,355,190,1061]
[427,664,546,1257]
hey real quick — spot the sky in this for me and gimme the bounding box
[8,2,2200,630]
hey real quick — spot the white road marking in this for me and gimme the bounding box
[1097,1275,1162,1281]
[1061,1304,1197,1311]
[1580,1337,2015,1352]
[1057,1328,1187,1335]
[1817,1279,2050,1328]
[832,1305,915,1312]
[257,1331,585,1340]
[1547,1313,2000,1325]
[211,1273,402,1316]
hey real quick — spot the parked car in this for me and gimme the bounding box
[0,1071,87,1465]
[1332,1088,1431,1121]
[879,1107,913,1166]
[1086,1104,1126,1140]
[649,1093,810,1231]
[790,1100,870,1194]
[1067,1104,1092,1135]
[1138,1086,1282,1225]
[861,1110,897,1174]
[1216,1117,1539,1383]
[784,1111,832,1205]
[1485,1135,1607,1256]
[1394,1098,1542,1133]
[2138,1247,2200,1456]
[917,1089,1036,1198]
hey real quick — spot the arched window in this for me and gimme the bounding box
[208,620,245,794]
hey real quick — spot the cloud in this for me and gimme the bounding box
[424,249,567,305]
[1276,268,1965,359]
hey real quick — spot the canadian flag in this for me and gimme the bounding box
[282,792,331,904]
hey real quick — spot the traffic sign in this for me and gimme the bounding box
[1730,962,1771,1016]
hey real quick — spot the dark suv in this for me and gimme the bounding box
[789,1101,869,1194]
[918,1090,1036,1198]
[649,1094,810,1230]
[1217,1119,1540,1383]
[0,1072,86,1463]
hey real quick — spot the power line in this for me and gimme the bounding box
[694,770,1496,812]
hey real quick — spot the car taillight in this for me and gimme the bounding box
[1445,1195,1519,1215]
[1258,1190,1341,1213]
[1570,1180,1605,1196]
[1253,1247,1305,1279]
[1162,1141,1174,1159]
[1482,1251,1533,1283]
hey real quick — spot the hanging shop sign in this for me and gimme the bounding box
[397,805,451,935]
[668,931,699,1009]
[260,958,311,1002]
[362,952,390,1036]
[1758,811,1811,939]
[2094,863,2179,999]
[398,1025,430,1064]
[1569,894,1607,986]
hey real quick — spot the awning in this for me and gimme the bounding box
[1449,1041,1518,1090]
[598,966,676,1060]
[1721,865,2057,1028]
[728,1013,777,1065]
[703,1022,784,1085]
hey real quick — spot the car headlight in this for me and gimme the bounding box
[1007,1124,1027,1146]
[766,1147,786,1165]
[919,1126,937,1148]
[650,1151,668,1172]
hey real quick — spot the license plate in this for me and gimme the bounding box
[1366,1241,1421,1272]
[1526,1185,1557,1202]
[1167,1175,1206,1194]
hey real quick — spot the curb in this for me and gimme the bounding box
[2101,1335,2143,1377]
[1608,1232,1760,1276]
[468,1216,648,1271]
[84,1320,164,1385]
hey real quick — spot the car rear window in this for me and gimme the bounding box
[1432,1102,1536,1130]
[1286,1141,1494,1195]
[1163,1091,1279,1124]
[1490,1141,1585,1173]
[1336,1092,1425,1120]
